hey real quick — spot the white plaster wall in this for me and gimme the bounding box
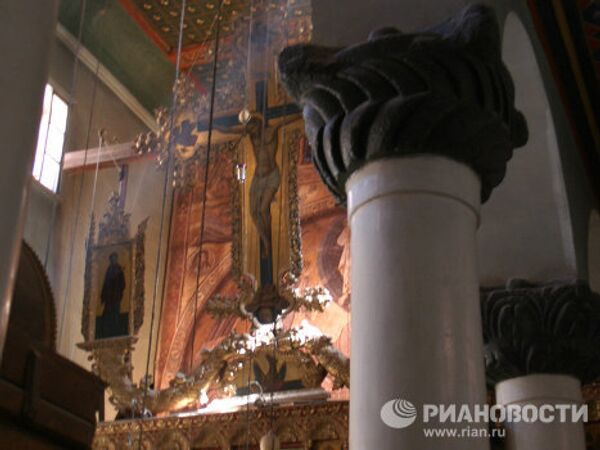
[22,183,58,270]
[477,12,577,285]
[48,36,148,152]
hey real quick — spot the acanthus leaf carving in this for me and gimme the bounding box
[481,279,600,385]
[278,4,528,204]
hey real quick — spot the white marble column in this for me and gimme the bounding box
[496,374,587,450]
[0,1,58,363]
[347,156,489,450]
[279,6,528,450]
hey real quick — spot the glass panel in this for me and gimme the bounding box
[46,126,65,162]
[42,84,53,116]
[40,159,60,192]
[33,125,48,180]
[33,85,53,180]
[50,93,68,133]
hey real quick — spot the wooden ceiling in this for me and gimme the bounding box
[118,0,312,68]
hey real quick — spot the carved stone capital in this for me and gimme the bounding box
[278,4,528,203]
[481,280,600,385]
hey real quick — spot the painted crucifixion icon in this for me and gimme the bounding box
[219,111,298,267]
[199,79,301,324]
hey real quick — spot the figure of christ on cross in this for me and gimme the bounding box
[193,78,301,323]
[216,111,299,286]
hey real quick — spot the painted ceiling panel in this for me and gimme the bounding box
[120,0,250,52]
[58,0,311,118]
[59,0,175,112]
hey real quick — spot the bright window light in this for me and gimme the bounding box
[33,84,68,192]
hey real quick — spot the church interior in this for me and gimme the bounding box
[1,1,600,449]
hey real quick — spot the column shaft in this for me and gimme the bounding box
[347,156,489,449]
[0,1,58,363]
[496,374,586,450]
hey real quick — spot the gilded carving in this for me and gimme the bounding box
[133,75,242,189]
[93,435,117,450]
[93,402,348,450]
[285,128,303,279]
[93,396,600,450]
[157,430,190,450]
[97,192,131,245]
[133,218,149,334]
[192,428,228,450]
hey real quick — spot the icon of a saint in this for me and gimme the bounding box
[95,252,128,339]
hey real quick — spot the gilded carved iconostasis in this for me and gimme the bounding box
[107,0,351,401]
[66,0,351,411]
[64,1,353,447]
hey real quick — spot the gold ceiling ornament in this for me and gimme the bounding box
[123,0,313,62]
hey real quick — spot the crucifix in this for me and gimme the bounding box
[206,79,301,324]
[212,81,299,276]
